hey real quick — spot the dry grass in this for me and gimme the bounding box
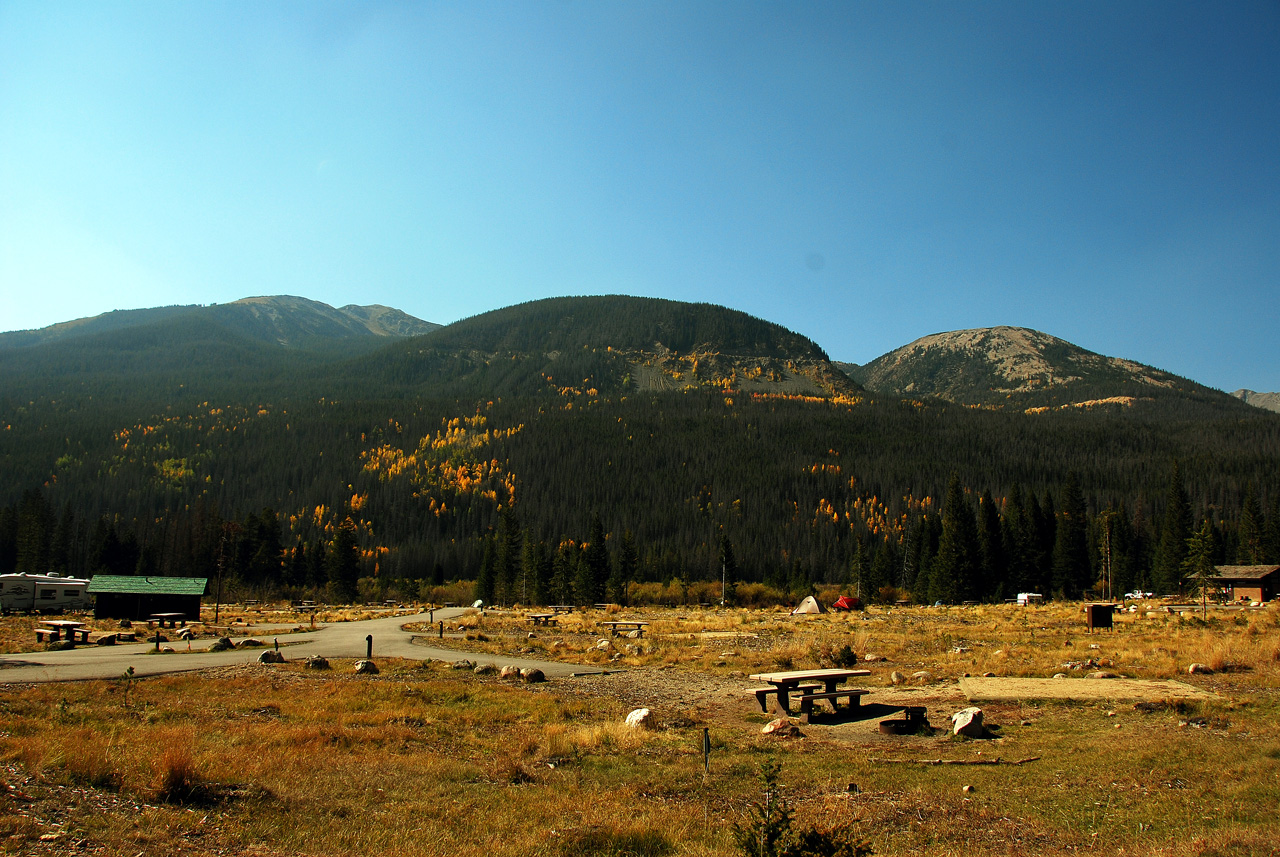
[422,602,1280,691]
[1,603,1278,855]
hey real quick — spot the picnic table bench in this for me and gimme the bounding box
[600,620,649,638]
[748,668,872,719]
[794,688,870,720]
[149,613,186,629]
[527,613,559,627]
[747,683,825,711]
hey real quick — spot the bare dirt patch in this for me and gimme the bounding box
[959,676,1217,702]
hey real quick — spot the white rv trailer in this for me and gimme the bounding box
[0,573,92,613]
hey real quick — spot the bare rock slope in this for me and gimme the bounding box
[850,326,1240,410]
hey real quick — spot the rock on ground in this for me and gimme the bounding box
[624,708,652,728]
[951,706,985,738]
[762,718,803,738]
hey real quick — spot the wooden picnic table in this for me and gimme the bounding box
[549,605,575,614]
[150,613,186,629]
[527,613,559,627]
[36,620,89,643]
[748,668,872,719]
[600,620,649,637]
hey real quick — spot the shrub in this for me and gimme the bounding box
[733,760,871,857]
[152,737,205,804]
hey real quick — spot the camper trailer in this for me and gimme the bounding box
[0,573,92,614]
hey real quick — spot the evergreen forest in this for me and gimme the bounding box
[2,295,1278,606]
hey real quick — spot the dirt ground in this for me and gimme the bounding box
[551,664,1227,751]
[957,676,1216,702]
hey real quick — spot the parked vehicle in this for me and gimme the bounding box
[0,573,92,613]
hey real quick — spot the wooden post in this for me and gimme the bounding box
[702,728,710,778]
[365,634,373,660]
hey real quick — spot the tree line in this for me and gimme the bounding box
[4,448,1278,606]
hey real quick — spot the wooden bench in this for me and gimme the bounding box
[35,628,57,643]
[748,684,824,714]
[601,620,649,638]
[796,688,870,721]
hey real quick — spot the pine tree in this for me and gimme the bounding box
[1182,519,1217,619]
[930,474,979,604]
[975,490,1006,601]
[248,509,283,589]
[474,536,496,605]
[1153,461,1192,594]
[1002,485,1032,593]
[614,530,638,606]
[1052,472,1090,598]
[521,532,543,606]
[717,532,738,605]
[326,518,361,604]
[307,538,326,589]
[0,505,17,576]
[494,508,521,605]
[555,540,578,605]
[1033,492,1056,592]
[49,503,75,577]
[582,515,609,605]
[15,489,53,577]
[1236,485,1264,565]
[850,537,869,600]
[1266,495,1280,564]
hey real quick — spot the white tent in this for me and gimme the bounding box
[791,595,826,615]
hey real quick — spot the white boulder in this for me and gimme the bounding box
[951,707,985,738]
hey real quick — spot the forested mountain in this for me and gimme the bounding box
[349,296,860,400]
[0,296,441,406]
[1233,390,1280,414]
[2,297,1278,608]
[0,295,438,350]
[848,326,1248,413]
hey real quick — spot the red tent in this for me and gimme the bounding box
[831,595,860,611]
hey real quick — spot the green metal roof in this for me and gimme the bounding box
[87,575,208,596]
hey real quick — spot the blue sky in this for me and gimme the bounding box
[2,1,1277,391]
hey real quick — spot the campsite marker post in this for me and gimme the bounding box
[702,728,710,779]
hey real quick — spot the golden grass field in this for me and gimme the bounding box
[2,600,1279,856]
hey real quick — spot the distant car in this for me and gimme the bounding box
[1123,591,1154,599]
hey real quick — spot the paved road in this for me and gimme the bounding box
[0,609,587,683]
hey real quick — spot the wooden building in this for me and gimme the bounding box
[1211,566,1280,603]
[87,575,208,621]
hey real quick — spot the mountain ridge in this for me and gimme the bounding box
[846,325,1247,412]
[1232,389,1280,414]
[0,296,440,350]
[359,295,862,399]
